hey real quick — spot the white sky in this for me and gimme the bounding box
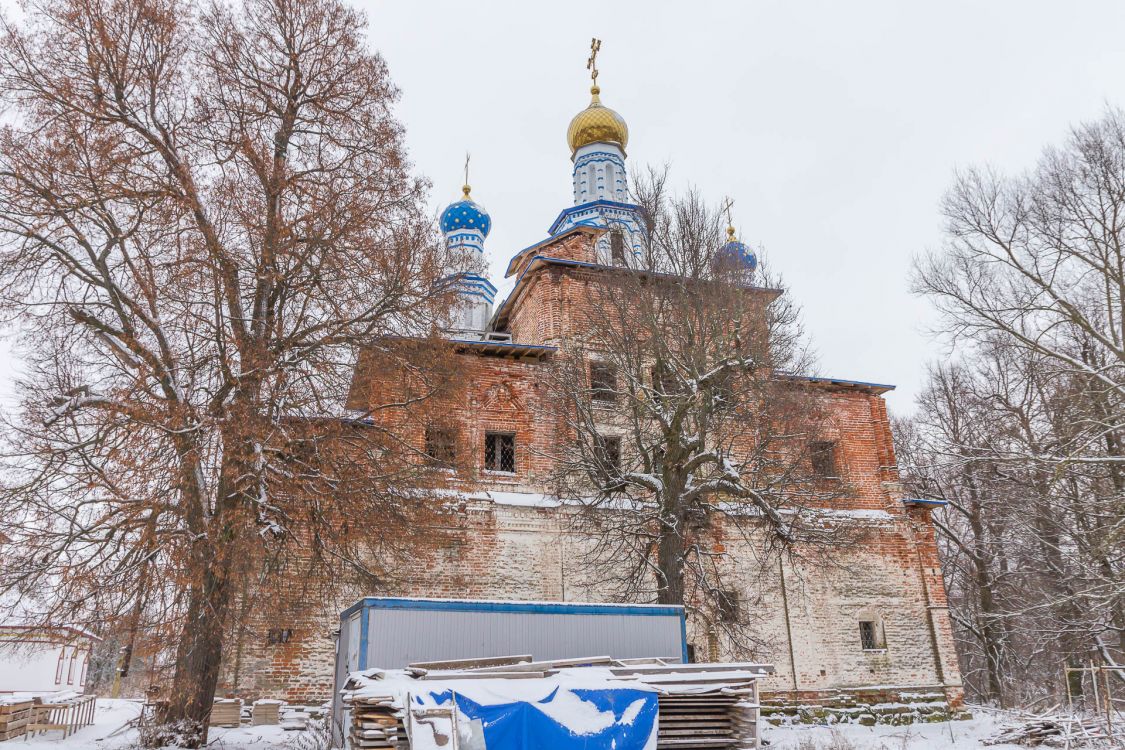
[3,0,1125,416]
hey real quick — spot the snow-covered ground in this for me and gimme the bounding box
[764,711,1024,749]
[2,699,304,750]
[3,698,1117,750]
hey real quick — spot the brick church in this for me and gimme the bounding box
[219,49,964,717]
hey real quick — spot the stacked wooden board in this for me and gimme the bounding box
[210,698,242,728]
[0,700,34,741]
[348,695,406,750]
[251,700,282,726]
[654,692,739,749]
[605,663,766,750]
[342,655,773,750]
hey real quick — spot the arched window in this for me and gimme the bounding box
[67,646,77,684]
[79,651,89,686]
[54,648,65,684]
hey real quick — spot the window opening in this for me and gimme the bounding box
[810,441,837,477]
[590,362,617,403]
[610,230,626,265]
[651,364,677,399]
[859,620,884,650]
[484,432,516,473]
[425,426,457,465]
[268,628,293,645]
[717,590,740,623]
[596,434,622,474]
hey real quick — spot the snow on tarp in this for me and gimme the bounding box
[346,669,659,750]
[424,686,656,750]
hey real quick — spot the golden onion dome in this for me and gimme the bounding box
[566,86,629,155]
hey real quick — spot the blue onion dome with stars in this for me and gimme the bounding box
[715,225,758,273]
[440,185,492,237]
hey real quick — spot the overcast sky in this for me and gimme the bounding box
[358,0,1125,415]
[2,1,1125,416]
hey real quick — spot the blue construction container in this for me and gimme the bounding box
[330,597,687,736]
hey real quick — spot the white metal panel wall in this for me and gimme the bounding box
[365,608,683,669]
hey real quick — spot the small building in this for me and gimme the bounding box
[0,625,98,694]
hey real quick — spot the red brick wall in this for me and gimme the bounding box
[217,248,963,709]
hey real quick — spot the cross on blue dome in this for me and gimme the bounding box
[440,195,492,238]
[715,231,757,274]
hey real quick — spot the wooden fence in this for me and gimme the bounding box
[23,695,97,740]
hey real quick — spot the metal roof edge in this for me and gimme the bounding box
[778,374,896,394]
[504,226,604,278]
[546,199,645,235]
[493,254,783,330]
[345,596,685,618]
[903,497,949,507]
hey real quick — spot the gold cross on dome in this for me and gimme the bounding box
[722,197,737,240]
[587,38,602,87]
[462,152,471,198]
[722,197,735,225]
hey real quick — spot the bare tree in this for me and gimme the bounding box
[904,110,1125,704]
[0,0,453,742]
[543,172,854,649]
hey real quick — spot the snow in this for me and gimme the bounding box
[345,668,661,750]
[347,666,659,706]
[484,490,562,508]
[9,699,142,750]
[5,698,310,750]
[763,707,1055,749]
[348,595,680,610]
[14,697,1070,750]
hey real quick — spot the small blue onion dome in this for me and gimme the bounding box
[440,185,491,237]
[715,226,757,273]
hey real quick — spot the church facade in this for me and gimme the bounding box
[218,52,965,719]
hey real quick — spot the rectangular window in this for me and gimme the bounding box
[595,434,622,474]
[267,628,293,645]
[651,364,676,399]
[484,432,516,473]
[859,620,884,650]
[425,426,456,465]
[717,590,740,623]
[712,371,735,411]
[610,231,626,265]
[590,362,617,403]
[810,441,837,477]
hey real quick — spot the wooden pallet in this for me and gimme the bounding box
[0,701,34,741]
[348,696,407,750]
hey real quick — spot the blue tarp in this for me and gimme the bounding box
[425,686,658,750]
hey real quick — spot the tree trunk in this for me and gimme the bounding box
[963,464,1006,706]
[656,490,686,605]
[159,552,234,747]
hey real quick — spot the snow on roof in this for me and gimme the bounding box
[345,596,685,612]
[0,592,100,641]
